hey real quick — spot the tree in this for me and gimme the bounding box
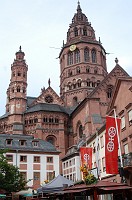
[0,151,26,193]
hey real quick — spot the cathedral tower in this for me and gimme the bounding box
[59,2,107,107]
[6,46,28,134]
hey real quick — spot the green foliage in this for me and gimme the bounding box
[0,151,26,193]
[84,174,98,185]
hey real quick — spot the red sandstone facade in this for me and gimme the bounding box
[0,2,131,176]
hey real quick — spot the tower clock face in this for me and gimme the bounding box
[45,95,53,103]
[69,44,76,51]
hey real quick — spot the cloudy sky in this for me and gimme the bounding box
[0,0,132,116]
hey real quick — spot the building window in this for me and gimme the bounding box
[76,66,80,74]
[12,87,14,93]
[34,172,40,180]
[124,144,129,154]
[17,71,21,76]
[6,139,12,146]
[74,27,78,37]
[102,157,106,172]
[47,137,55,145]
[73,96,78,106]
[20,155,27,162]
[34,156,40,163]
[86,66,90,73]
[47,157,53,163]
[19,140,26,146]
[91,49,97,63]
[34,117,38,123]
[74,49,80,63]
[79,125,83,138]
[55,118,59,124]
[100,136,104,148]
[83,27,87,36]
[128,110,132,125]
[121,116,125,129]
[107,87,112,98]
[20,172,27,181]
[17,86,20,92]
[43,117,48,123]
[94,67,98,74]
[47,172,53,181]
[68,69,72,77]
[6,154,13,162]
[32,141,39,147]
[84,48,89,62]
[67,52,73,65]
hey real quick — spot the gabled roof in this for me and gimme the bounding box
[107,76,132,113]
[88,64,129,99]
[29,86,64,107]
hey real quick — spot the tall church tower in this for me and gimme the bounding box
[59,2,107,107]
[6,46,28,134]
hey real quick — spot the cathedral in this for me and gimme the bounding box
[0,2,130,174]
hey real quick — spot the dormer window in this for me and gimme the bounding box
[19,140,26,146]
[32,141,39,147]
[6,139,12,146]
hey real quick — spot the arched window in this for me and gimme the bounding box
[68,82,72,90]
[17,86,20,92]
[76,66,80,74]
[84,48,89,62]
[79,125,83,138]
[43,117,48,123]
[92,82,95,87]
[107,85,113,98]
[17,71,21,76]
[47,136,55,146]
[34,117,38,123]
[86,66,90,73]
[87,79,90,87]
[23,87,26,93]
[83,27,87,36]
[12,72,15,77]
[94,67,98,74]
[91,49,97,63]
[67,51,73,65]
[68,69,72,77]
[77,79,81,87]
[23,72,26,78]
[73,96,78,106]
[76,121,83,139]
[74,27,78,37]
[12,87,14,93]
[75,49,80,64]
[97,80,100,86]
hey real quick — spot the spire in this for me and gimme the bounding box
[77,1,82,13]
[48,78,51,87]
[19,46,22,52]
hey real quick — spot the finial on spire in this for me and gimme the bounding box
[19,46,22,52]
[115,57,119,64]
[77,0,82,12]
[48,78,51,87]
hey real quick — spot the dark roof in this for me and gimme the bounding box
[0,134,59,153]
[0,112,9,119]
[25,103,72,115]
[27,96,37,107]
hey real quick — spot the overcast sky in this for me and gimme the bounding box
[0,0,132,116]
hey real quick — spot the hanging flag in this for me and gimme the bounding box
[105,116,121,174]
[80,147,92,169]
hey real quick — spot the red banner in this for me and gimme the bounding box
[80,147,92,169]
[105,116,121,174]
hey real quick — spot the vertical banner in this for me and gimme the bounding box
[80,147,92,169]
[105,116,121,174]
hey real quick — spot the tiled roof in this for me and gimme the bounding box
[0,134,59,153]
[25,103,72,115]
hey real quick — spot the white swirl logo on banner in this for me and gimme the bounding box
[84,153,89,161]
[107,126,116,152]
